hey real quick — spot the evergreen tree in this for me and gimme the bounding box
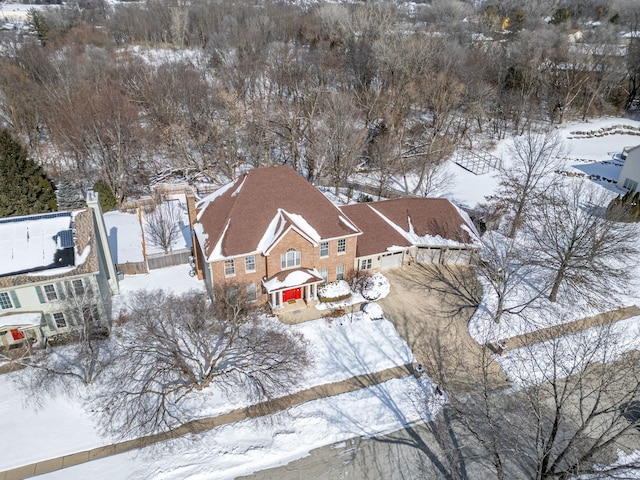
[0,128,56,218]
[26,9,50,46]
[92,180,117,212]
[56,178,86,211]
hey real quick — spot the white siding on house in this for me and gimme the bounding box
[380,251,403,270]
[618,146,640,194]
[416,247,442,264]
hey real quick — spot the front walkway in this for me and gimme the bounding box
[0,364,414,480]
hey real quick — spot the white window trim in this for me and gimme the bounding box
[337,239,347,255]
[281,249,301,270]
[0,292,13,310]
[320,242,329,258]
[224,259,236,277]
[245,255,256,273]
[53,312,67,329]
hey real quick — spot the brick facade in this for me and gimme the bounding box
[209,229,358,305]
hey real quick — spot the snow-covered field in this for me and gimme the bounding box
[36,377,441,480]
[0,265,425,477]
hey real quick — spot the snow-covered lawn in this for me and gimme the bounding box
[36,377,442,480]
[497,315,640,388]
[0,266,417,473]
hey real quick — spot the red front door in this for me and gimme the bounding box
[282,287,302,302]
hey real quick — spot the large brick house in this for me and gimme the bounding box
[192,166,479,313]
[193,166,361,310]
[0,192,119,352]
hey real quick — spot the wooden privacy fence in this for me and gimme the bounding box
[117,261,148,275]
[147,248,192,270]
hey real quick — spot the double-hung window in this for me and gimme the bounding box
[336,264,345,281]
[281,249,301,269]
[224,259,236,277]
[0,292,13,310]
[246,283,258,302]
[53,312,67,329]
[337,238,346,254]
[245,255,256,273]
[72,279,85,296]
[44,284,58,301]
[320,242,329,258]
[360,258,372,270]
[319,268,329,284]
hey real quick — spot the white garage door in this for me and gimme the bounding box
[416,247,441,264]
[381,251,403,270]
[441,248,472,265]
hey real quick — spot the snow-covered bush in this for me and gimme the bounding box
[318,280,352,303]
[362,302,384,321]
[361,273,391,301]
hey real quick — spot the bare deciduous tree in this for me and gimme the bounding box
[97,289,310,439]
[529,181,638,304]
[16,281,113,395]
[486,129,566,238]
[144,199,184,254]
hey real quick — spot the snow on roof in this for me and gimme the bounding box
[231,176,246,197]
[0,212,75,277]
[256,211,289,255]
[372,204,473,248]
[103,211,144,264]
[284,211,321,244]
[255,209,324,257]
[339,215,359,232]
[195,166,361,261]
[195,181,237,222]
[0,312,41,329]
[262,268,323,293]
[206,219,231,263]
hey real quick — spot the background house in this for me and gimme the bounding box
[618,144,640,193]
[0,192,119,352]
[193,166,361,311]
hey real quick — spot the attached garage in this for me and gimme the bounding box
[416,247,442,264]
[380,251,403,270]
[441,248,473,265]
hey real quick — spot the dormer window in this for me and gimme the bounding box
[281,249,301,269]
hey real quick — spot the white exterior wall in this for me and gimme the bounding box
[0,274,102,339]
[619,147,640,193]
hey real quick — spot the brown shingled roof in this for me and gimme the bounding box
[339,203,411,257]
[340,198,475,257]
[195,166,360,260]
[371,198,474,244]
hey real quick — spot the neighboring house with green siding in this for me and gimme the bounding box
[0,191,119,352]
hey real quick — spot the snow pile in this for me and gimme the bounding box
[362,302,384,321]
[361,273,391,301]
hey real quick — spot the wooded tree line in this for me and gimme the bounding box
[1,0,640,205]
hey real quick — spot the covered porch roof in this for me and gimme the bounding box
[262,267,323,294]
